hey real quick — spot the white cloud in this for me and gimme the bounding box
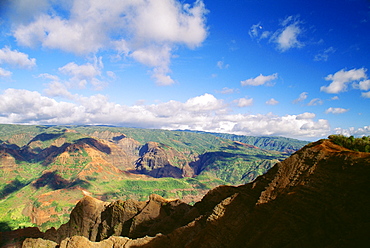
[293,92,308,104]
[57,57,106,89]
[361,91,370,98]
[325,107,349,114]
[130,45,175,85]
[275,25,302,51]
[241,73,278,86]
[44,81,75,99]
[271,16,304,52]
[265,98,279,105]
[0,68,12,77]
[307,98,323,106]
[331,96,339,100]
[0,46,36,68]
[334,126,370,137]
[296,112,316,120]
[184,93,225,112]
[11,0,208,85]
[231,113,330,139]
[0,89,331,139]
[320,68,367,94]
[38,73,60,82]
[0,88,80,124]
[234,97,253,107]
[59,62,101,80]
[358,79,370,91]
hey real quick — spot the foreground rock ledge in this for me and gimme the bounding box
[19,139,370,247]
[23,235,158,248]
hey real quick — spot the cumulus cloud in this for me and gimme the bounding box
[39,58,107,96]
[44,81,75,99]
[183,93,225,112]
[320,68,367,94]
[270,16,304,52]
[0,89,331,139]
[357,79,370,91]
[234,97,253,107]
[0,46,36,69]
[293,92,308,104]
[265,98,279,105]
[10,0,208,85]
[325,107,349,114]
[231,113,329,139]
[241,73,278,86]
[58,57,103,88]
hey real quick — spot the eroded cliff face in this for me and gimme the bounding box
[42,194,194,244]
[21,139,370,247]
[135,142,191,178]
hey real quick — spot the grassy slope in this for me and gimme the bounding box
[0,124,296,231]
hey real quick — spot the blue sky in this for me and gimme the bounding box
[0,0,369,140]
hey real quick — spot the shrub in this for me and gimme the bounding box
[328,134,370,152]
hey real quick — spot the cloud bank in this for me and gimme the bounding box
[0,89,331,139]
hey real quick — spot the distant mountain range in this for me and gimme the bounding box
[3,136,369,247]
[0,124,306,232]
[181,130,308,153]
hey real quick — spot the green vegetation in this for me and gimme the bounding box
[192,131,308,153]
[328,134,370,152]
[98,177,196,201]
[0,124,305,231]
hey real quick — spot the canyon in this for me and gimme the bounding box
[1,137,369,247]
[0,125,301,233]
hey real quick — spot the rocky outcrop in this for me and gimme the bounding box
[38,194,192,245]
[22,139,370,247]
[0,227,43,248]
[23,235,157,248]
[158,139,370,248]
[135,142,188,178]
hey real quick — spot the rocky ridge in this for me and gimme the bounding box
[17,139,370,247]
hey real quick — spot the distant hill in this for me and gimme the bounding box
[181,130,309,154]
[0,124,292,231]
[12,138,370,248]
